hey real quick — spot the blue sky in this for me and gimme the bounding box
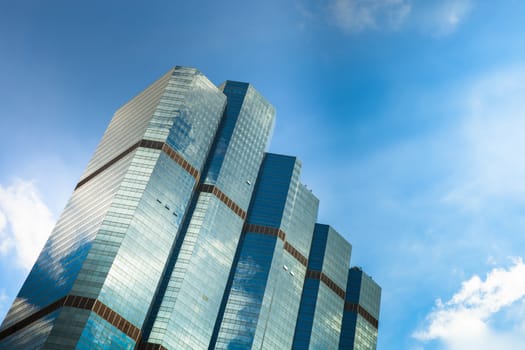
[1,1,525,349]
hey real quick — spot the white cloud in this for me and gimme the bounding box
[423,0,472,36]
[0,289,8,310]
[299,0,473,36]
[442,66,525,210]
[0,210,8,253]
[0,179,55,270]
[327,0,411,33]
[0,288,9,322]
[0,288,11,320]
[414,258,525,349]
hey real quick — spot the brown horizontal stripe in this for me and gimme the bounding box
[161,143,199,180]
[242,223,308,266]
[75,139,199,190]
[305,269,321,280]
[138,139,164,150]
[137,342,168,350]
[76,140,142,189]
[344,302,379,329]
[0,297,66,340]
[0,295,141,342]
[284,241,308,267]
[199,184,247,220]
[306,269,346,300]
[66,295,141,341]
[243,223,286,241]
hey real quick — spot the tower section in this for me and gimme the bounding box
[339,267,381,350]
[0,66,382,350]
[141,81,275,350]
[293,224,352,350]
[0,67,226,349]
[212,153,319,349]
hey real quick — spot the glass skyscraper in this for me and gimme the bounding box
[339,268,381,350]
[0,66,381,349]
[293,224,351,350]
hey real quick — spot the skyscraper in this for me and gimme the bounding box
[0,66,381,349]
[212,154,319,349]
[293,224,351,350]
[340,267,382,350]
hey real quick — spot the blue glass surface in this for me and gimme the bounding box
[293,224,351,350]
[143,80,275,349]
[340,268,381,350]
[0,67,226,349]
[214,154,318,349]
[0,68,371,350]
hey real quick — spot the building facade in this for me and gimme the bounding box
[0,66,380,349]
[340,267,382,350]
[293,224,351,350]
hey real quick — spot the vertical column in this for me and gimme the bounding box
[0,67,226,350]
[212,153,319,349]
[142,82,275,350]
[52,68,226,350]
[339,267,381,350]
[251,183,319,350]
[293,224,351,350]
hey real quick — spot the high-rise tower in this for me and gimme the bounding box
[0,67,381,350]
[293,224,351,350]
[340,267,382,350]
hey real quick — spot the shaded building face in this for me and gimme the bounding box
[292,224,352,350]
[339,267,382,350]
[0,67,380,350]
[212,153,319,350]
